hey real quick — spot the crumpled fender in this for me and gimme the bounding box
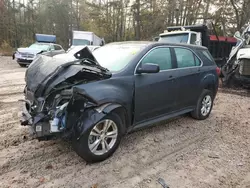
[73,103,123,140]
[67,76,134,139]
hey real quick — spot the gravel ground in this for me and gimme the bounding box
[0,56,250,188]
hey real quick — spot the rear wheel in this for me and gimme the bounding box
[72,113,123,163]
[191,89,214,120]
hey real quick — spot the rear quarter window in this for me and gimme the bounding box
[197,49,215,65]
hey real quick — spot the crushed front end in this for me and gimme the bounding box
[20,47,111,140]
[20,87,72,140]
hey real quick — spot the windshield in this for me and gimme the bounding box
[92,45,144,72]
[159,33,189,43]
[29,43,50,50]
[73,39,91,45]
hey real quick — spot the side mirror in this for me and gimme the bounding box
[136,63,160,74]
[234,31,241,39]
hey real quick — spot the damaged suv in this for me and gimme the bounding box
[21,42,219,162]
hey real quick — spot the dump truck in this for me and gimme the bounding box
[158,24,237,67]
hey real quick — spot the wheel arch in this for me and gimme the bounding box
[71,102,130,140]
[201,73,218,98]
[101,103,130,134]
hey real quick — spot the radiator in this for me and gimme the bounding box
[239,59,250,75]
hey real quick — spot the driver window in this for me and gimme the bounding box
[141,47,172,70]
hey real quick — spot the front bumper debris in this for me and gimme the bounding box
[19,98,66,139]
[20,100,33,126]
[20,100,36,136]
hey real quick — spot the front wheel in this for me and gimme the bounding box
[72,113,123,163]
[191,89,214,120]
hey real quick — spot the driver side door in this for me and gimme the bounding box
[134,46,178,124]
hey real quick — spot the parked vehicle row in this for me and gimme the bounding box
[20,41,219,162]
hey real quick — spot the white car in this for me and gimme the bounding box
[14,34,65,67]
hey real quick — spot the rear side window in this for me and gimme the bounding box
[196,49,215,65]
[141,47,172,70]
[174,48,201,68]
[201,50,214,62]
[194,56,202,66]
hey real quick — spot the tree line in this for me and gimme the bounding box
[0,0,249,50]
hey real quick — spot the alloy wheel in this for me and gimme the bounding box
[201,95,212,116]
[88,119,118,155]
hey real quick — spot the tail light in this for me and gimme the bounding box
[216,67,221,76]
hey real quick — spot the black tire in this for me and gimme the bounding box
[18,63,26,67]
[72,112,123,163]
[191,89,214,120]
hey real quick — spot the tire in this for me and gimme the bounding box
[191,89,214,120]
[72,112,123,163]
[18,63,26,67]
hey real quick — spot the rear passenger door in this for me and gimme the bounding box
[173,47,202,109]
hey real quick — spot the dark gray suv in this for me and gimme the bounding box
[20,42,219,162]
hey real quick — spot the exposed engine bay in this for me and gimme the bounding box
[222,25,250,88]
[20,47,112,140]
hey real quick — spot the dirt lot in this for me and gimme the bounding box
[0,56,250,188]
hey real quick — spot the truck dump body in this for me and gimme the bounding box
[209,35,237,67]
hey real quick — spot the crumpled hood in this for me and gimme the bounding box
[25,47,110,97]
[17,47,44,54]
